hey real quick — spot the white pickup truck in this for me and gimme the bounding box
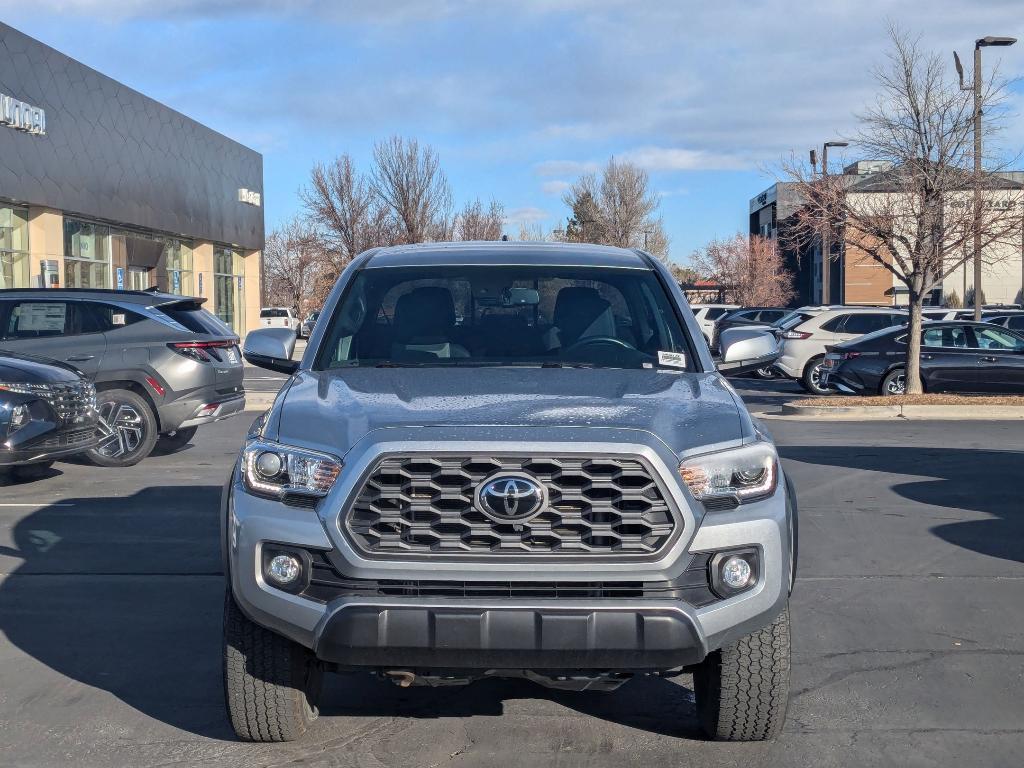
[258,307,301,334]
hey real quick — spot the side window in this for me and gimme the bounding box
[972,326,1024,351]
[1009,316,1024,330]
[841,313,891,335]
[705,308,727,321]
[87,303,146,332]
[758,310,787,323]
[2,301,71,339]
[820,314,849,332]
[923,326,970,348]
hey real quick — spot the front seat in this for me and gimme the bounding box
[551,287,616,348]
[390,286,469,359]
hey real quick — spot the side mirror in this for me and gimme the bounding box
[243,327,299,374]
[716,328,780,376]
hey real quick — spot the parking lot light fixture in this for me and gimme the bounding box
[820,139,849,305]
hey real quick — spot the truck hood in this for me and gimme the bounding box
[270,367,750,459]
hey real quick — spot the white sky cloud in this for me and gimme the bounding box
[540,179,571,195]
[503,206,550,226]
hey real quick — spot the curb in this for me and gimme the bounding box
[779,403,1024,420]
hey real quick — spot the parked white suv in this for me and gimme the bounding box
[691,304,739,345]
[776,306,907,394]
[259,307,301,334]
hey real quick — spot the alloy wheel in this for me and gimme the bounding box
[95,400,145,458]
[886,373,906,395]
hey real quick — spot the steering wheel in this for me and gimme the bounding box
[563,335,637,354]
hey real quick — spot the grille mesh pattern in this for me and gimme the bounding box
[346,455,676,557]
[41,381,96,423]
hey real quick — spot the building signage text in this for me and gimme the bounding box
[238,188,261,207]
[0,93,46,135]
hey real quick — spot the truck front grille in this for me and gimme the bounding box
[345,455,677,558]
[303,552,717,605]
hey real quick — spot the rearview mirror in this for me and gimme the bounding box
[243,327,299,374]
[716,328,780,376]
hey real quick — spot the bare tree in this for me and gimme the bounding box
[263,216,323,314]
[562,158,669,259]
[455,198,504,241]
[372,136,453,244]
[692,234,796,306]
[301,154,392,260]
[782,27,1022,394]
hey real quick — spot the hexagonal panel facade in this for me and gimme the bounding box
[347,455,677,557]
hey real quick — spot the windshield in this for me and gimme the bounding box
[314,265,693,370]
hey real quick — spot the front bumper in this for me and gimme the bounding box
[315,600,704,669]
[1,417,98,466]
[226,453,793,670]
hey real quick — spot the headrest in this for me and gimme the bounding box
[393,287,456,339]
[553,287,614,345]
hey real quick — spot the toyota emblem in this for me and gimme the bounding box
[476,473,546,522]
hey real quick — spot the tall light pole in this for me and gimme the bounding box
[820,140,848,304]
[955,36,1016,319]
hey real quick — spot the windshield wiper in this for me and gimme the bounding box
[541,361,597,368]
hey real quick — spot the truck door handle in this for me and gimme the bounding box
[979,356,998,363]
[920,354,933,360]
[66,355,95,362]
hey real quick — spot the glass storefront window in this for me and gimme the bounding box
[0,204,30,289]
[64,218,112,288]
[65,217,195,294]
[214,245,245,335]
[166,238,194,295]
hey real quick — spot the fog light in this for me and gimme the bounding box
[267,554,301,585]
[721,556,752,589]
[709,548,759,598]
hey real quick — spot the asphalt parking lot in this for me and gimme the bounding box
[0,377,1022,767]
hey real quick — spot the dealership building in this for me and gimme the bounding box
[751,161,1024,308]
[0,23,264,335]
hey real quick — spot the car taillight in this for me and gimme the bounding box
[781,330,812,340]
[168,339,239,363]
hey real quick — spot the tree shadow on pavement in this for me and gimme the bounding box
[0,485,236,740]
[0,485,705,743]
[780,445,1024,564]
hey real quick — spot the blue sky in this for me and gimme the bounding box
[3,1,1023,264]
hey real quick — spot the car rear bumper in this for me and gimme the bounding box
[161,390,245,431]
[314,599,704,669]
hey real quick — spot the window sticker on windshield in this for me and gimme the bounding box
[658,350,687,368]
[18,303,66,332]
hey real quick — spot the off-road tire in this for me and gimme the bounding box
[799,356,833,395]
[155,426,198,453]
[223,591,322,742]
[694,606,791,741]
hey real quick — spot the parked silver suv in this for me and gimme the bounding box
[226,243,796,743]
[0,289,245,466]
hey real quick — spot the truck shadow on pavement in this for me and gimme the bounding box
[780,445,1024,564]
[0,485,703,742]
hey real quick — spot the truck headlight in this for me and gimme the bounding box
[679,441,778,504]
[242,439,342,500]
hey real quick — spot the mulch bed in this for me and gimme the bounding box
[796,394,1024,407]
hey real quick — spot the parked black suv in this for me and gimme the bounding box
[1,352,98,473]
[0,289,245,467]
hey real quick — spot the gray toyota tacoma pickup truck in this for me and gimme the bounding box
[225,242,795,743]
